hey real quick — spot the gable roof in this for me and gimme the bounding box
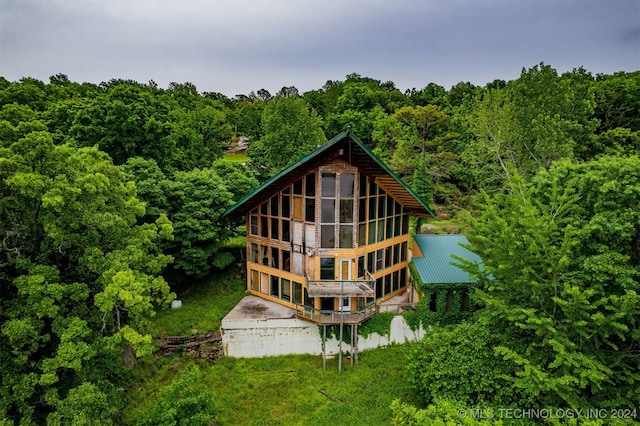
[412,234,482,284]
[224,129,435,218]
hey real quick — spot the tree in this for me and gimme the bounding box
[165,168,235,277]
[0,131,174,423]
[247,96,325,179]
[461,158,640,408]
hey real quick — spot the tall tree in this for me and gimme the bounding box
[0,132,174,423]
[461,157,640,408]
[247,96,325,179]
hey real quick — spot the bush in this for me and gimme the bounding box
[406,322,519,407]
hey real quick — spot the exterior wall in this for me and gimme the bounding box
[221,315,426,358]
[244,159,412,316]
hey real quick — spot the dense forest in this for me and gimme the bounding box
[1,64,639,424]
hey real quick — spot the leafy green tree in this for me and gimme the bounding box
[165,168,235,277]
[247,96,325,179]
[407,323,518,407]
[212,159,259,202]
[0,131,174,423]
[461,158,640,408]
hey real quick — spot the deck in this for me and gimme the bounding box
[295,304,378,325]
[305,272,376,298]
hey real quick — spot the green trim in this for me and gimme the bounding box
[346,131,436,218]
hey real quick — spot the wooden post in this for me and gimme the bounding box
[338,313,343,373]
[323,325,327,371]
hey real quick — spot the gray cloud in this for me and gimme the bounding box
[1,0,638,96]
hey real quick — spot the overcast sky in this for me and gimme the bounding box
[1,0,638,97]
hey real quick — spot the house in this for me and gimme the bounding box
[224,129,435,326]
[410,234,482,323]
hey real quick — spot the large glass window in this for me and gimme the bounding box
[322,173,336,197]
[339,225,353,248]
[320,258,335,280]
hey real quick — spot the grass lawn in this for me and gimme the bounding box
[224,150,249,163]
[147,267,246,337]
[126,345,419,425]
[125,266,422,425]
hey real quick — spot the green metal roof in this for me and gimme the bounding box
[412,234,482,284]
[224,129,436,218]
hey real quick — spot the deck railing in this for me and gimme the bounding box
[305,271,376,298]
[294,302,379,325]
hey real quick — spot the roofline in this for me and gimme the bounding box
[346,131,436,218]
[223,129,435,218]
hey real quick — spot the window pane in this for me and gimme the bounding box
[386,217,393,239]
[261,246,269,266]
[402,214,409,234]
[387,195,394,216]
[251,269,259,290]
[293,179,302,195]
[261,217,268,237]
[260,201,268,215]
[401,242,407,262]
[270,275,279,297]
[250,215,258,235]
[293,281,302,304]
[394,215,401,237]
[305,198,315,222]
[369,181,377,197]
[358,256,365,278]
[368,197,377,220]
[321,199,335,223]
[271,218,279,239]
[358,198,366,222]
[322,173,336,197]
[359,175,367,197]
[251,243,258,263]
[270,196,278,216]
[271,247,279,269]
[367,252,374,274]
[339,225,353,248]
[321,225,335,248]
[358,223,366,246]
[282,220,290,242]
[385,246,392,268]
[339,199,353,222]
[340,173,354,197]
[305,173,316,196]
[282,250,291,271]
[281,279,291,302]
[377,195,386,217]
[282,195,290,218]
[376,249,384,272]
[377,219,385,242]
[320,258,335,280]
[368,221,376,245]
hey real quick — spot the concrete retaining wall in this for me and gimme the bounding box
[221,315,425,358]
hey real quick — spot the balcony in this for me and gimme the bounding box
[294,303,378,325]
[305,271,376,298]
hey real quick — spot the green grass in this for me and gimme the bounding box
[125,345,420,425]
[126,268,422,425]
[149,269,246,337]
[225,150,249,163]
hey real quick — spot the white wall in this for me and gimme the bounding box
[221,315,425,358]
